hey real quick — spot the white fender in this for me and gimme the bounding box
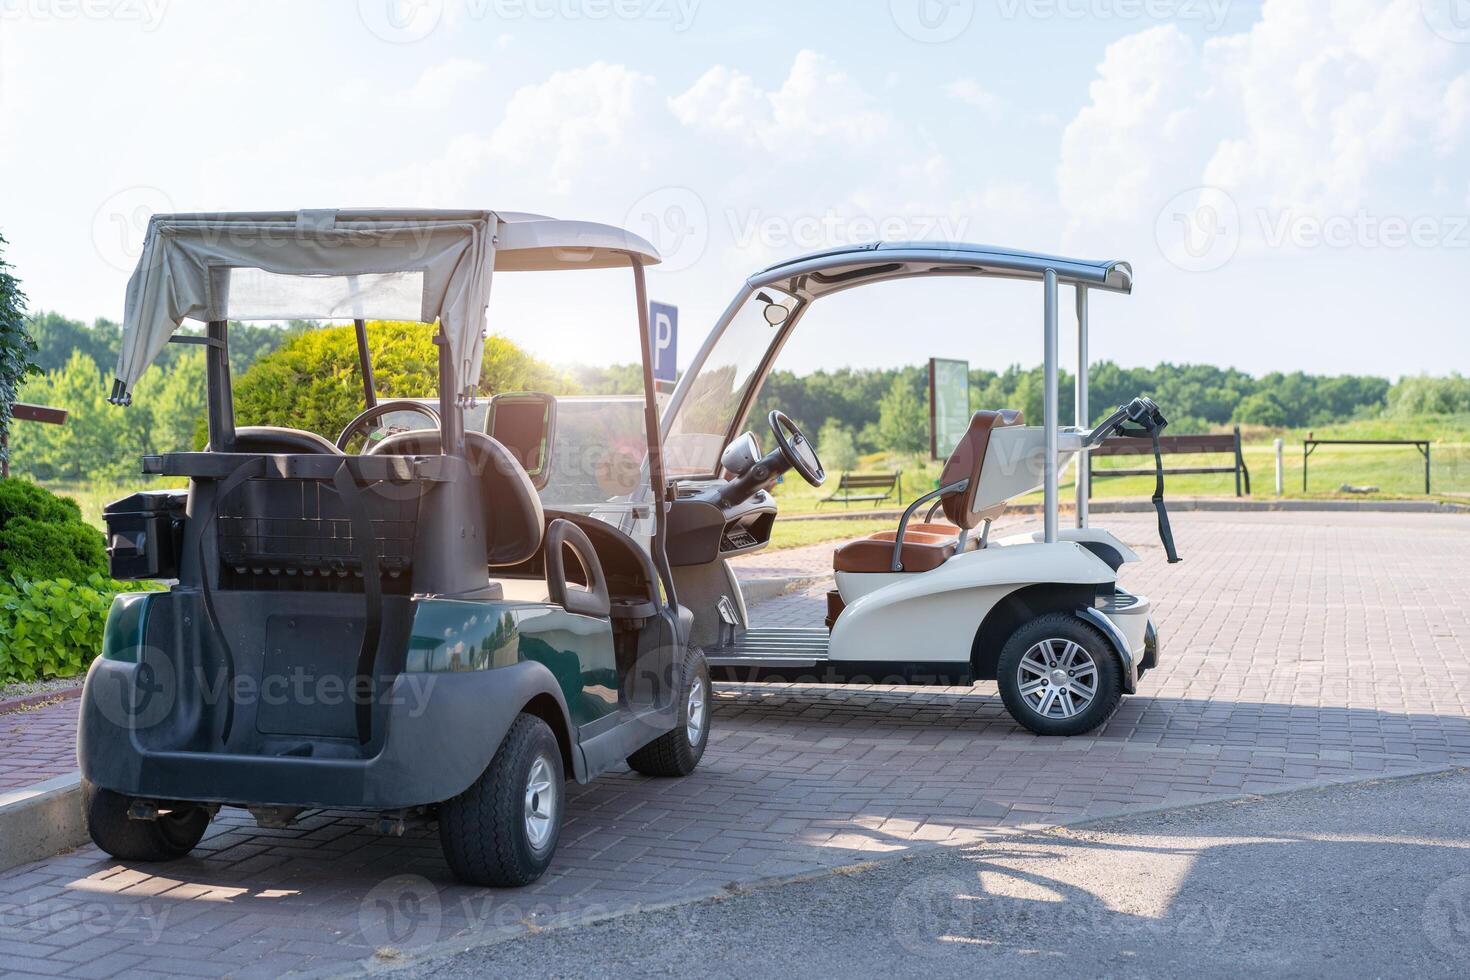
[996,527,1141,564]
[829,541,1114,664]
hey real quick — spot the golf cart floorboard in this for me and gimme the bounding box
[707,628,973,686]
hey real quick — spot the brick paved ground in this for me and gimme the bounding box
[0,512,1468,977]
[0,697,82,792]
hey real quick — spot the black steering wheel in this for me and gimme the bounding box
[768,410,825,486]
[335,400,441,451]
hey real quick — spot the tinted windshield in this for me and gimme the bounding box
[664,286,798,477]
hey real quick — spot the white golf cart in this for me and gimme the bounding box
[659,243,1179,735]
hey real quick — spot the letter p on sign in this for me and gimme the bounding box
[650,302,678,383]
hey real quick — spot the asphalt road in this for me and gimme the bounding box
[413,769,1470,979]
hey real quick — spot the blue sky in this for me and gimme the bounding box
[1,0,1467,380]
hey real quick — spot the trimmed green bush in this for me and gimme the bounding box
[0,478,107,582]
[0,574,114,683]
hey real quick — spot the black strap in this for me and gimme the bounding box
[333,461,383,744]
[1148,426,1182,564]
[197,455,267,744]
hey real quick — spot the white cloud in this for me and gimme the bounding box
[670,50,893,155]
[391,57,489,108]
[943,78,1006,118]
[1060,0,1470,232]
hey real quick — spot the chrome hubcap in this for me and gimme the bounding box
[1017,638,1097,719]
[523,755,556,850]
[686,674,707,745]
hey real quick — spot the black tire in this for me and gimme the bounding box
[626,647,710,777]
[996,612,1122,736]
[82,779,210,862]
[438,713,565,887]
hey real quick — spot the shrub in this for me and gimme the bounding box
[0,478,108,582]
[0,574,114,683]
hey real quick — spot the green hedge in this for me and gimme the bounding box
[0,575,114,683]
[0,478,108,582]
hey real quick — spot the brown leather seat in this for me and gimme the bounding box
[832,409,1024,574]
[833,530,955,573]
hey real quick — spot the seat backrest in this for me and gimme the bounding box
[225,426,345,455]
[937,409,1024,529]
[370,430,544,566]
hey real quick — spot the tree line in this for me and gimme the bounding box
[6,311,1466,484]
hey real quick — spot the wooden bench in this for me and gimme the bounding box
[1089,425,1250,497]
[819,471,904,508]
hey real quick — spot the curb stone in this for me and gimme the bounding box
[0,772,86,875]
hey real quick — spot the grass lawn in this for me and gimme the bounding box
[766,415,1470,514]
[766,518,894,551]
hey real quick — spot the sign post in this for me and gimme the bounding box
[928,358,970,460]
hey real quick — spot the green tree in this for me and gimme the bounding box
[817,418,858,473]
[231,322,575,441]
[1233,391,1289,428]
[0,233,40,466]
[877,375,928,455]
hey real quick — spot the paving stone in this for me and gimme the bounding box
[1,512,1468,974]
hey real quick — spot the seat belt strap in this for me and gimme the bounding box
[1149,427,1182,564]
[333,461,383,744]
[197,455,267,744]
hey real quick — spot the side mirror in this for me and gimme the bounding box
[487,392,557,490]
[720,432,762,476]
[762,303,790,327]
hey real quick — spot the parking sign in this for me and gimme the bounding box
[650,302,678,383]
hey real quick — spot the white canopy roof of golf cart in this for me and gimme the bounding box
[113,209,659,401]
[747,241,1133,299]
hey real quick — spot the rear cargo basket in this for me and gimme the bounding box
[217,478,418,578]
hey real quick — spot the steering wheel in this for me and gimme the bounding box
[768,410,825,487]
[335,400,441,451]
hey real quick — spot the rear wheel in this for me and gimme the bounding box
[626,647,711,777]
[82,779,210,862]
[438,713,565,887]
[996,613,1122,736]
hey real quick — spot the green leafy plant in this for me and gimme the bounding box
[0,574,115,683]
[229,321,575,445]
[0,478,108,582]
[0,232,41,466]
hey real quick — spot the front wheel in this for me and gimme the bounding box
[996,613,1122,736]
[626,647,711,777]
[83,779,211,862]
[438,713,565,887]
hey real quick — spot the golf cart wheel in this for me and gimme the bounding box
[996,613,1122,736]
[626,647,711,777]
[438,713,565,887]
[82,779,210,862]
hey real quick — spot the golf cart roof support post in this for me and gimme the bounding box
[353,318,377,409]
[1075,284,1089,529]
[435,325,465,457]
[631,254,678,608]
[1043,268,1059,544]
[204,320,236,453]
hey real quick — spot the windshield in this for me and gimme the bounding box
[664,286,798,477]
